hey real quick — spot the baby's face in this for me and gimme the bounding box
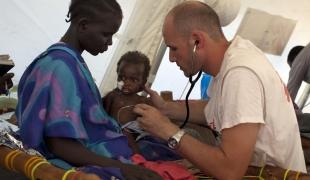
[117,62,145,95]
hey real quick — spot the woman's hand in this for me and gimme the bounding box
[46,137,162,179]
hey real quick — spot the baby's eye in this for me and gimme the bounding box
[131,78,139,82]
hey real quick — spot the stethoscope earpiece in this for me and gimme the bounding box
[193,41,198,53]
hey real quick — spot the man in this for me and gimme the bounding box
[287,44,310,161]
[287,43,310,102]
[134,1,306,179]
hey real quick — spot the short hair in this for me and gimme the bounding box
[287,45,304,67]
[117,51,151,80]
[167,1,223,40]
[65,0,123,23]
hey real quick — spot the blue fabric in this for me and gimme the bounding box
[200,73,212,100]
[16,43,133,168]
[137,136,181,161]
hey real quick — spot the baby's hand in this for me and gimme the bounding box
[143,86,166,110]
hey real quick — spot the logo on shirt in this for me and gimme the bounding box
[209,118,216,130]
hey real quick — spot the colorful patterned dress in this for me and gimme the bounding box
[16,43,132,171]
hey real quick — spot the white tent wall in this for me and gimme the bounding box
[151,0,310,102]
[0,0,68,85]
[0,0,136,87]
[99,0,183,95]
[100,0,241,98]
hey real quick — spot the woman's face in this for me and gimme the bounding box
[79,14,122,55]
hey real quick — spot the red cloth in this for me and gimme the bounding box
[131,154,195,180]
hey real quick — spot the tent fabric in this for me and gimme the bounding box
[99,0,184,95]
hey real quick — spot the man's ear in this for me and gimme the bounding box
[190,30,205,50]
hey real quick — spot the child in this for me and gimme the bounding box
[102,51,152,154]
[103,51,151,126]
[103,52,194,161]
[16,0,161,179]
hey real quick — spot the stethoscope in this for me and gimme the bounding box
[179,43,203,128]
[179,70,202,128]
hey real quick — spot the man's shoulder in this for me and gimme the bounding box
[223,38,271,77]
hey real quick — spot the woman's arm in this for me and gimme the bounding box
[46,137,162,180]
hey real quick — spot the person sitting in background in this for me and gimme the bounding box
[0,73,14,95]
[287,44,309,104]
[287,44,310,130]
[287,45,306,119]
[287,44,310,160]
[15,0,161,179]
[0,73,14,114]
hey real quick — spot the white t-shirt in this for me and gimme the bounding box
[204,36,306,172]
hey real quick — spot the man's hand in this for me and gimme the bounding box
[120,163,162,180]
[134,103,179,140]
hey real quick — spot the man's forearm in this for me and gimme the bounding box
[176,123,259,179]
[163,100,207,125]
